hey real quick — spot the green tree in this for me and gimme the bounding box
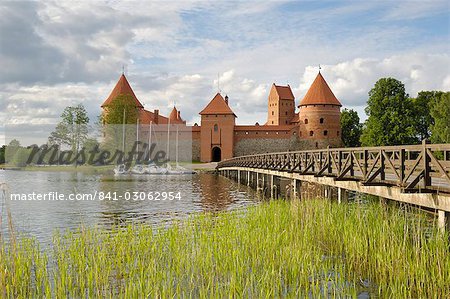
[360,78,417,146]
[101,95,138,125]
[411,91,443,141]
[5,139,30,167]
[8,139,20,147]
[430,92,450,143]
[49,104,90,154]
[0,145,5,164]
[5,139,20,164]
[101,95,139,158]
[340,109,362,147]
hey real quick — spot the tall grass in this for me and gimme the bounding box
[1,200,449,297]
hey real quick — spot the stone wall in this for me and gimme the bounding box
[233,136,341,157]
[192,139,200,162]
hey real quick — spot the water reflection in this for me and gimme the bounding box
[193,175,239,211]
[0,170,260,244]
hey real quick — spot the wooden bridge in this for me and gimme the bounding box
[217,141,450,230]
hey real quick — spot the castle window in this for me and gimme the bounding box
[285,120,288,124]
[214,124,218,132]
[337,131,340,136]
[320,118,324,124]
[272,111,274,116]
[304,119,308,124]
[315,142,318,148]
[285,111,288,116]
[310,131,314,136]
[271,121,274,124]
[215,115,218,117]
[324,130,328,136]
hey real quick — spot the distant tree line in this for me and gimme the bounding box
[341,77,450,147]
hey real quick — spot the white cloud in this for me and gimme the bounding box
[381,0,449,21]
[1,1,449,145]
[296,53,450,112]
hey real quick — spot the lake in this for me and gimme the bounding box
[0,170,260,244]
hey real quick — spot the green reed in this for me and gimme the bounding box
[1,199,449,298]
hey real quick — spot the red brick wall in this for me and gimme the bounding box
[267,87,295,125]
[200,114,235,162]
[298,104,342,146]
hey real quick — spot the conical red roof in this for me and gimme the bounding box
[101,74,144,108]
[199,93,236,116]
[169,106,178,120]
[299,72,341,107]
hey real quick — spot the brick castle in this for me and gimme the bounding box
[101,72,342,162]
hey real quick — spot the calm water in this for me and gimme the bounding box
[0,170,260,244]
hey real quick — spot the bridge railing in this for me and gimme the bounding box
[217,142,450,193]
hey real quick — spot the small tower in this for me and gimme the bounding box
[298,72,342,147]
[199,93,236,162]
[169,106,186,124]
[267,84,295,125]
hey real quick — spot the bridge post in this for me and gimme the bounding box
[422,139,431,188]
[247,171,250,186]
[292,179,297,200]
[338,187,342,204]
[438,210,450,232]
[262,173,265,191]
[237,170,240,184]
[270,175,274,199]
[297,180,302,200]
[256,172,259,190]
[379,196,388,206]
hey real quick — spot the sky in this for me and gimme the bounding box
[1,0,449,145]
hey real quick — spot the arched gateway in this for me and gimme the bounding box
[211,147,222,162]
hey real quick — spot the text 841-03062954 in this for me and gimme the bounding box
[98,191,182,201]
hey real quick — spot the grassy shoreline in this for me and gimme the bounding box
[1,199,449,297]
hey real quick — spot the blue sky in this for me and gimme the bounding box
[0,0,449,145]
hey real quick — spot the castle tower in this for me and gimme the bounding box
[101,74,144,109]
[100,73,145,125]
[298,72,342,147]
[199,93,236,162]
[267,84,295,125]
